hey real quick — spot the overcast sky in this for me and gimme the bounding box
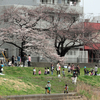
[80,0,100,16]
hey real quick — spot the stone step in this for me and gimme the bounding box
[0,93,83,100]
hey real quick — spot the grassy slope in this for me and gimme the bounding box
[1,66,100,97]
[78,68,100,87]
[76,68,100,100]
[0,67,76,96]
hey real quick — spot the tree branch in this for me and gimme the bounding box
[5,41,22,49]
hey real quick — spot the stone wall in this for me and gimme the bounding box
[31,62,100,68]
[1,93,83,100]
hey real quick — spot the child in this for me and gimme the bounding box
[84,66,87,75]
[62,69,65,77]
[94,65,98,75]
[38,70,41,75]
[90,69,94,75]
[45,81,51,94]
[8,60,12,67]
[76,64,80,75]
[44,68,47,75]
[87,70,89,75]
[33,68,36,75]
[47,67,50,74]
[64,84,68,93]
[72,71,77,85]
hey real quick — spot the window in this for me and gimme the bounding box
[67,0,78,5]
[41,0,47,4]
[48,0,51,3]
[62,0,68,4]
[70,51,72,55]
[41,0,53,4]
[52,0,54,4]
[74,51,76,55]
[58,0,61,4]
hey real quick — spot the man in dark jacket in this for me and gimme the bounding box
[22,55,27,67]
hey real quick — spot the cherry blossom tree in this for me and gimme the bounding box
[41,6,100,57]
[0,6,65,62]
[0,5,99,63]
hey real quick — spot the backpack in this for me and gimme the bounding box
[65,86,67,90]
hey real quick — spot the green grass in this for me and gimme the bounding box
[1,66,100,97]
[0,67,76,96]
[78,68,100,87]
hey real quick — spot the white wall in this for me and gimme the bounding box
[65,49,88,63]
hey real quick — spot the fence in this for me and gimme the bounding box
[31,57,100,63]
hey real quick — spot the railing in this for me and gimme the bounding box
[64,58,100,63]
[31,57,100,63]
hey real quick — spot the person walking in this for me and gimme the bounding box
[38,70,41,75]
[51,64,54,75]
[17,55,21,66]
[68,64,71,74]
[64,84,68,93]
[44,68,47,75]
[76,64,80,75]
[15,56,17,66]
[11,55,14,66]
[71,63,75,73]
[62,69,65,78]
[22,55,27,67]
[94,65,98,75]
[45,81,51,94]
[84,66,87,75]
[56,62,61,75]
[72,71,77,85]
[28,55,31,67]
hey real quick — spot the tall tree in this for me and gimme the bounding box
[0,6,65,62]
[40,6,100,57]
[0,5,99,62]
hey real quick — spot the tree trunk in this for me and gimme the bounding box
[57,47,71,57]
[21,41,27,61]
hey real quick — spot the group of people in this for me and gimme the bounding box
[22,54,31,67]
[84,65,98,76]
[33,67,53,75]
[33,68,42,75]
[56,63,80,78]
[32,62,80,85]
[7,55,21,67]
[7,54,31,67]
[33,64,54,75]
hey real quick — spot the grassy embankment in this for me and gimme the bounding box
[0,67,75,96]
[76,68,100,100]
[1,66,100,100]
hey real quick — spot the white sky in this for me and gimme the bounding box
[80,0,100,16]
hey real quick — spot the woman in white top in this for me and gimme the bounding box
[56,62,61,75]
[68,64,71,74]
